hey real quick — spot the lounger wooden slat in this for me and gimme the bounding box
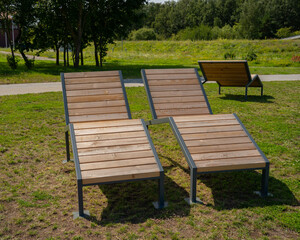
[198,60,263,100]
[62,70,166,218]
[76,131,146,142]
[142,68,270,204]
[79,150,155,163]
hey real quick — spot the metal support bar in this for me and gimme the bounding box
[261,86,263,96]
[73,179,90,219]
[64,130,70,162]
[153,172,167,209]
[261,164,269,197]
[190,168,197,202]
[245,86,248,101]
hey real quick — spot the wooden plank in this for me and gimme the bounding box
[65,76,120,85]
[151,90,203,98]
[195,157,266,172]
[155,102,208,110]
[74,119,141,129]
[178,125,243,134]
[69,113,128,123]
[176,119,239,128]
[67,94,124,103]
[145,68,195,75]
[76,131,146,142]
[201,63,246,69]
[156,108,210,117]
[181,131,247,140]
[188,143,256,154]
[150,84,200,92]
[68,106,127,116]
[75,124,144,135]
[79,150,154,163]
[78,144,151,156]
[64,71,119,79]
[191,149,261,161]
[81,164,160,184]
[65,82,122,91]
[205,73,248,79]
[148,79,198,86]
[153,96,206,104]
[173,114,234,122]
[146,74,197,80]
[77,136,149,149]
[80,157,156,171]
[185,137,252,147]
[68,100,126,110]
[66,88,123,97]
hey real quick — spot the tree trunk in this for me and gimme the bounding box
[63,45,66,67]
[19,49,29,65]
[80,48,84,66]
[94,40,99,67]
[55,44,59,65]
[67,48,69,66]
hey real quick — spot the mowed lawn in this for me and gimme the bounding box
[1,39,300,84]
[0,81,299,239]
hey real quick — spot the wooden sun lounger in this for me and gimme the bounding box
[198,60,263,100]
[61,70,166,218]
[141,68,270,204]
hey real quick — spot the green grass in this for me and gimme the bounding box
[1,39,300,84]
[0,82,299,239]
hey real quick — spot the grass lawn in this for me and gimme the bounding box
[0,81,299,239]
[1,39,300,84]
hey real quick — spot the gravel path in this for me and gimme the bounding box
[0,75,299,96]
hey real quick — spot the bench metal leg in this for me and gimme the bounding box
[245,86,248,101]
[185,168,202,205]
[73,180,90,219]
[153,173,167,209]
[261,166,269,197]
[261,86,263,96]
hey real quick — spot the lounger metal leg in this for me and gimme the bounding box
[63,130,74,163]
[261,166,269,197]
[73,180,90,219]
[185,168,202,205]
[153,172,167,209]
[245,87,248,101]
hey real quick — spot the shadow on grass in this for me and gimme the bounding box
[0,61,190,80]
[87,175,191,225]
[198,171,298,210]
[220,94,275,103]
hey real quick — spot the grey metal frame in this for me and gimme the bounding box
[61,71,166,219]
[198,60,264,101]
[141,68,271,204]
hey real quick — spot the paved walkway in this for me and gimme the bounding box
[0,75,299,96]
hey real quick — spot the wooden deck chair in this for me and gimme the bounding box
[198,60,263,100]
[141,68,270,204]
[61,70,166,218]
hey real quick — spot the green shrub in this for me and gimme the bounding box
[276,27,292,38]
[6,55,19,70]
[244,48,258,61]
[128,28,157,40]
[25,58,35,69]
[175,25,212,40]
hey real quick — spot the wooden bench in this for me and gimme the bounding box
[141,68,270,204]
[61,70,166,218]
[198,60,263,100]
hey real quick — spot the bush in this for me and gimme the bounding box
[276,27,292,38]
[6,55,19,70]
[244,48,258,61]
[128,28,157,40]
[175,25,212,40]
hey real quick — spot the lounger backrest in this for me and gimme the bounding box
[61,71,131,124]
[198,60,251,86]
[142,68,212,119]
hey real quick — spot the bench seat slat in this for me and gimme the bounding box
[181,131,247,140]
[189,143,256,154]
[76,131,146,142]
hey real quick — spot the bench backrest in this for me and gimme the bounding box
[198,60,252,86]
[61,71,131,124]
[142,68,212,119]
